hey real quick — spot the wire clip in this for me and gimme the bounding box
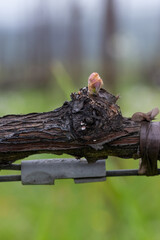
[21,159,106,185]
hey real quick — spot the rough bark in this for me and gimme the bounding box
[0,87,141,165]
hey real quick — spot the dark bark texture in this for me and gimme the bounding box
[0,87,141,164]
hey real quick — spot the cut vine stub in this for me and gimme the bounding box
[69,87,123,142]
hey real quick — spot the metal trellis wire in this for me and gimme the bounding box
[0,159,159,185]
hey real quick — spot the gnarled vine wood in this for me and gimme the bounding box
[0,87,142,165]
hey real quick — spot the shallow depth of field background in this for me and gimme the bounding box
[1,0,160,239]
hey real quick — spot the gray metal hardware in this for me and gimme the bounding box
[21,159,106,185]
[2,159,160,184]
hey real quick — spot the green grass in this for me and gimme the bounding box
[0,73,160,240]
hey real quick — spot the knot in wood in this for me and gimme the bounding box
[69,87,123,141]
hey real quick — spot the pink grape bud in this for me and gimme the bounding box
[88,72,103,95]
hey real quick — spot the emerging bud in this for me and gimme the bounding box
[88,72,103,95]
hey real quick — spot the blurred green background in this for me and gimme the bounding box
[1,0,160,239]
